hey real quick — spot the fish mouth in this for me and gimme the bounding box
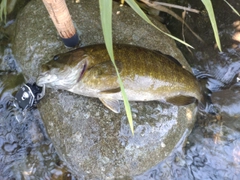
[36,72,57,87]
[36,76,46,87]
[36,75,46,86]
[77,61,87,82]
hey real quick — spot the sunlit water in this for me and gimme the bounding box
[0,49,76,179]
[0,0,240,179]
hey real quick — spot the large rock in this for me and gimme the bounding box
[12,0,197,179]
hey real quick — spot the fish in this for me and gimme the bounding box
[36,44,209,113]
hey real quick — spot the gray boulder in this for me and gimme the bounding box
[12,0,196,179]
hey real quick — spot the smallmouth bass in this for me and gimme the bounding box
[37,44,209,113]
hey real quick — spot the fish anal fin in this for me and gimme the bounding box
[166,95,196,106]
[99,98,120,113]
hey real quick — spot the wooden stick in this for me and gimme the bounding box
[42,0,79,47]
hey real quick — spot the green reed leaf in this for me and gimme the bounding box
[99,0,134,134]
[125,0,193,48]
[202,0,222,51]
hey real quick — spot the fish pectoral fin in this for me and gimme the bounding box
[166,95,196,106]
[100,87,121,94]
[99,98,120,113]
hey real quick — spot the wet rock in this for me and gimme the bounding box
[12,0,197,178]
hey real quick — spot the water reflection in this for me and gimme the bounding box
[0,91,75,179]
[0,50,76,179]
[135,111,240,180]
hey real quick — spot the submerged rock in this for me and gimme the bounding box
[12,0,197,178]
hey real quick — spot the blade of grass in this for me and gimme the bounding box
[99,0,134,134]
[0,0,7,23]
[223,0,240,16]
[202,0,222,51]
[125,0,193,48]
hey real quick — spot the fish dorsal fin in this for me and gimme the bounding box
[99,98,120,113]
[166,95,196,106]
[154,50,182,67]
[101,87,121,94]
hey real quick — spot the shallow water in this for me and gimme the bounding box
[0,96,70,179]
[0,0,240,179]
[0,48,76,179]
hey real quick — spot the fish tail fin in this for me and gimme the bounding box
[192,68,220,114]
[197,77,219,115]
[198,92,217,115]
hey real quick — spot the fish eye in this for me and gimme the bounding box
[53,55,59,61]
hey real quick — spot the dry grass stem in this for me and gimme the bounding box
[182,10,193,54]
[140,0,200,13]
[140,0,203,42]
